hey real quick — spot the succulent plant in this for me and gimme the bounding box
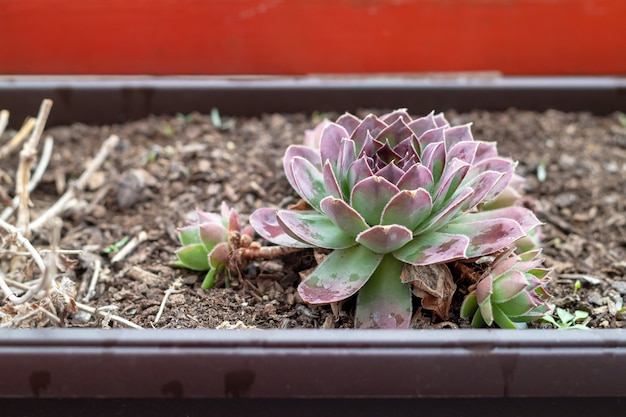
[174,202,254,289]
[251,109,544,328]
[460,247,552,328]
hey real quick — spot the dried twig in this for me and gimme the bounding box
[82,258,102,303]
[29,134,120,232]
[15,99,53,237]
[153,278,182,325]
[0,109,9,138]
[1,136,54,221]
[0,116,36,159]
[2,276,143,330]
[0,217,48,304]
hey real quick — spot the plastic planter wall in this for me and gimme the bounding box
[0,78,626,417]
[2,0,626,76]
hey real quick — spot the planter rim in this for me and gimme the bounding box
[1,328,626,399]
[1,76,625,402]
[2,75,626,128]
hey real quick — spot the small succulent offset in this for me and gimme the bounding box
[541,307,590,330]
[251,109,549,328]
[460,247,552,329]
[174,202,254,289]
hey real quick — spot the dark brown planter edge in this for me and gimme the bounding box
[1,76,625,413]
[1,75,625,127]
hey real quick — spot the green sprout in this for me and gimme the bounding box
[617,111,626,127]
[574,279,581,293]
[536,160,547,182]
[175,112,194,123]
[542,307,590,330]
[103,236,129,254]
[210,107,222,128]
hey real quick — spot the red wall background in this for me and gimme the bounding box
[1,0,625,75]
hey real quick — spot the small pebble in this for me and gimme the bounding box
[611,281,626,295]
[587,291,604,306]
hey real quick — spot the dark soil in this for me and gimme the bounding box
[2,108,626,329]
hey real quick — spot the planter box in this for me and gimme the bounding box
[1,76,626,416]
[1,1,625,75]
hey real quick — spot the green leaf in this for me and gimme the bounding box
[175,245,210,271]
[393,231,469,265]
[493,304,525,329]
[290,156,327,211]
[201,268,218,290]
[460,292,479,320]
[556,307,575,324]
[354,255,412,329]
[355,224,413,254]
[350,176,399,226]
[277,210,356,249]
[320,196,369,237]
[297,245,383,304]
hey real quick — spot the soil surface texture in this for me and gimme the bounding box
[2,108,625,329]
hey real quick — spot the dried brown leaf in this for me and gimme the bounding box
[402,263,456,319]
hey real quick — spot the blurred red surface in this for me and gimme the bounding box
[1,0,625,75]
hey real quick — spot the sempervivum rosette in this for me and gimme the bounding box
[460,247,552,328]
[251,109,543,328]
[174,202,254,289]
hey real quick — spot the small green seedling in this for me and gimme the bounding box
[536,160,547,182]
[542,307,590,330]
[573,279,581,293]
[210,107,222,128]
[175,112,194,123]
[103,236,129,254]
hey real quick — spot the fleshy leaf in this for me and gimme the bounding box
[320,196,369,237]
[335,112,361,135]
[178,227,201,246]
[396,163,434,192]
[346,157,374,190]
[276,210,356,249]
[406,111,439,138]
[415,187,474,234]
[380,108,412,125]
[444,124,474,148]
[201,268,218,290]
[350,176,400,226]
[355,224,413,254]
[322,160,342,199]
[440,217,526,258]
[290,156,326,211]
[416,126,446,149]
[354,254,411,329]
[460,292,479,319]
[175,245,210,271]
[393,232,470,265]
[457,206,541,235]
[284,145,321,189]
[249,208,311,248]
[433,158,470,205]
[491,270,528,302]
[376,162,405,184]
[298,245,384,304]
[208,241,230,268]
[374,117,413,147]
[492,304,524,329]
[350,114,386,153]
[380,188,432,230]
[461,170,505,210]
[197,223,228,251]
[319,123,349,167]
